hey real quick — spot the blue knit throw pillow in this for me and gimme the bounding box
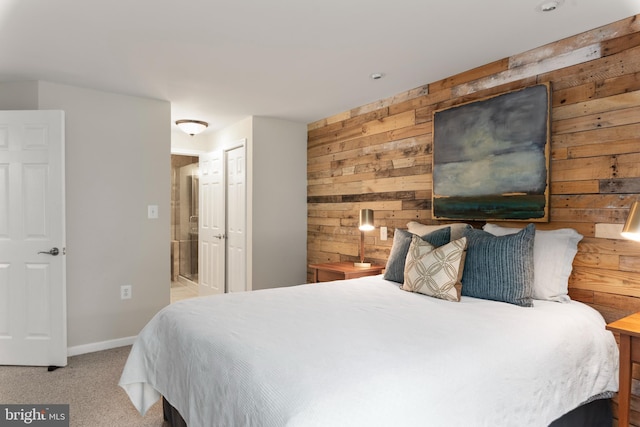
[383,227,451,284]
[461,224,535,307]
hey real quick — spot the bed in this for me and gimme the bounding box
[119,223,619,426]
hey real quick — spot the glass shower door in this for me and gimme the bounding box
[178,164,199,283]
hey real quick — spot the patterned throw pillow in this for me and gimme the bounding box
[402,235,468,302]
[482,223,582,302]
[383,227,451,284]
[461,224,535,307]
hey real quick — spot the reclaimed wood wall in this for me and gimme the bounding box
[307,15,640,425]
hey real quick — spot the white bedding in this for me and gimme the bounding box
[119,275,618,427]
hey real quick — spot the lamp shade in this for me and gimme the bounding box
[359,209,374,231]
[176,119,208,136]
[621,201,640,241]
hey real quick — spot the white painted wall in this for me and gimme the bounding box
[0,81,38,109]
[206,116,307,291]
[1,80,305,352]
[0,81,171,351]
[171,129,207,155]
[252,116,307,289]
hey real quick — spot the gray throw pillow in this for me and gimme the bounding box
[461,223,535,307]
[383,227,451,284]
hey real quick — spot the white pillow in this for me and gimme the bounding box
[407,221,471,241]
[482,223,583,302]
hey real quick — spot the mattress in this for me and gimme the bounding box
[120,275,618,426]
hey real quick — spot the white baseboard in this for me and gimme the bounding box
[67,335,137,357]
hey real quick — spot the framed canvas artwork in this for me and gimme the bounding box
[432,83,551,222]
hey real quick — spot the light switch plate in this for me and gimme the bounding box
[595,223,623,239]
[380,226,388,241]
[148,205,158,219]
[121,285,132,300]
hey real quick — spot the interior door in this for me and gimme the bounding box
[198,150,225,296]
[226,145,246,293]
[0,110,67,367]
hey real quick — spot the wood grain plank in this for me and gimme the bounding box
[552,82,596,108]
[553,123,640,149]
[595,71,640,99]
[429,58,510,92]
[553,90,640,121]
[550,180,600,194]
[511,15,640,67]
[541,42,640,91]
[568,139,640,159]
[578,237,640,256]
[573,252,620,270]
[454,44,601,97]
[551,156,618,181]
[553,105,640,135]
[570,266,640,297]
[622,256,640,273]
[388,88,451,117]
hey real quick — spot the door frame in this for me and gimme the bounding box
[223,141,247,293]
[171,139,249,293]
[170,148,204,293]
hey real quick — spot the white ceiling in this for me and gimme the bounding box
[2,0,640,134]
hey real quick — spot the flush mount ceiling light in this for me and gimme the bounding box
[175,119,208,136]
[536,0,564,12]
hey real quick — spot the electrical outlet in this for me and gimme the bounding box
[120,285,132,300]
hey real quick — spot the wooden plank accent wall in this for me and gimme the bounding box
[307,15,640,425]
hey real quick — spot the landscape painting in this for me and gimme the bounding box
[432,83,551,222]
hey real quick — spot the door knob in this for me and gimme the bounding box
[214,234,226,239]
[38,247,59,256]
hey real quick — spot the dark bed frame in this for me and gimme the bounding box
[162,395,612,426]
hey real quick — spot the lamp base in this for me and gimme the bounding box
[354,262,372,268]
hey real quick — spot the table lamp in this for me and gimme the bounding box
[355,209,374,267]
[621,201,640,241]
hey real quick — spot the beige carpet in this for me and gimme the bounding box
[0,346,165,426]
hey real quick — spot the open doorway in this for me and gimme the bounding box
[171,154,200,303]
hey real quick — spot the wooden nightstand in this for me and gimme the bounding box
[309,262,385,283]
[606,312,640,427]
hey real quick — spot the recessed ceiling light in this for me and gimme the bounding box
[370,72,384,80]
[537,0,563,12]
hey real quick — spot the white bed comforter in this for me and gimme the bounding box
[119,275,618,427]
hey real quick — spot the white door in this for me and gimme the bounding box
[226,146,246,293]
[0,110,66,367]
[198,150,225,296]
